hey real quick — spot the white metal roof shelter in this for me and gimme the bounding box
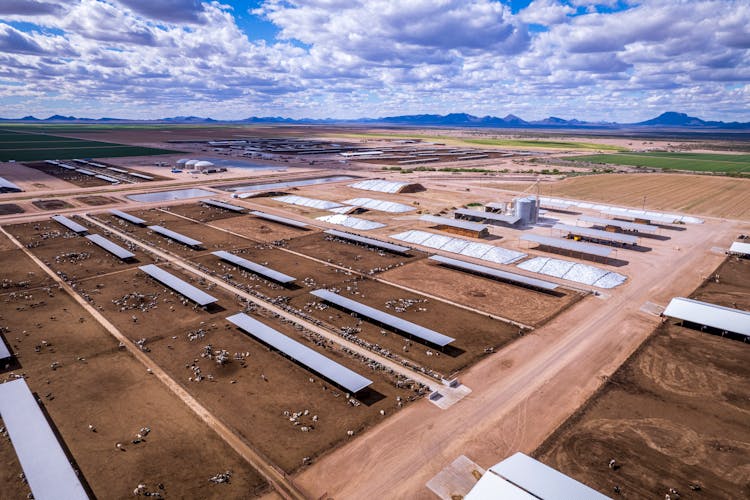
[201,199,245,213]
[663,297,750,337]
[0,176,23,192]
[553,223,639,245]
[420,215,488,233]
[226,313,372,393]
[147,225,202,247]
[51,215,88,234]
[465,472,536,500]
[430,255,559,291]
[454,208,521,225]
[577,215,658,234]
[324,229,411,254]
[85,234,135,260]
[521,234,613,258]
[729,241,750,256]
[310,289,455,347]
[250,210,309,228]
[109,209,146,225]
[212,251,295,284]
[0,335,11,360]
[467,452,610,500]
[0,379,89,500]
[138,265,217,306]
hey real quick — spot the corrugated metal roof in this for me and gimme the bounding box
[663,297,750,336]
[343,197,415,213]
[213,251,295,284]
[325,229,410,254]
[0,176,23,192]
[310,289,455,347]
[94,174,120,183]
[147,225,202,247]
[110,209,146,225]
[553,223,639,245]
[51,215,88,233]
[0,379,89,500]
[75,168,96,176]
[729,241,750,256]
[489,452,610,500]
[316,214,385,230]
[430,255,558,291]
[85,234,135,260]
[349,179,412,194]
[465,471,536,500]
[521,234,613,257]
[454,208,521,225]
[250,210,309,228]
[139,264,217,306]
[541,197,703,224]
[578,215,658,234]
[226,312,372,393]
[273,195,343,210]
[201,199,245,213]
[599,207,677,224]
[129,172,153,180]
[0,335,10,360]
[420,215,488,233]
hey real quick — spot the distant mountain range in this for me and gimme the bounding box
[2,111,749,129]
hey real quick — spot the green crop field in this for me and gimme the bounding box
[568,152,750,173]
[0,129,181,161]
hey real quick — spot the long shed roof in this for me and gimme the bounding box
[553,223,639,245]
[663,297,750,336]
[325,229,410,254]
[521,233,613,258]
[226,313,372,393]
[420,214,488,232]
[429,255,558,291]
[487,452,610,500]
[213,251,295,284]
[110,209,146,225]
[0,379,89,500]
[250,210,309,228]
[0,335,10,360]
[577,215,658,234]
[139,264,217,306]
[85,233,135,260]
[51,215,88,234]
[201,199,245,212]
[729,241,750,256]
[454,208,521,225]
[0,176,22,192]
[147,225,202,247]
[310,289,455,346]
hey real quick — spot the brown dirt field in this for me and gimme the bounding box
[0,415,31,498]
[0,235,267,498]
[65,264,421,473]
[75,195,120,206]
[31,199,74,210]
[213,213,313,242]
[535,257,750,499]
[487,174,750,220]
[0,204,23,215]
[283,232,426,274]
[23,162,111,188]
[4,220,153,283]
[164,202,249,223]
[381,259,584,327]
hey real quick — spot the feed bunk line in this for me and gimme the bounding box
[0,225,306,500]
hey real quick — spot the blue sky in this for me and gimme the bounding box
[0,0,748,121]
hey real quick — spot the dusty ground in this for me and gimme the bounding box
[23,162,111,188]
[381,259,584,327]
[0,232,267,499]
[536,257,750,499]
[31,199,74,211]
[75,195,121,206]
[485,173,750,220]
